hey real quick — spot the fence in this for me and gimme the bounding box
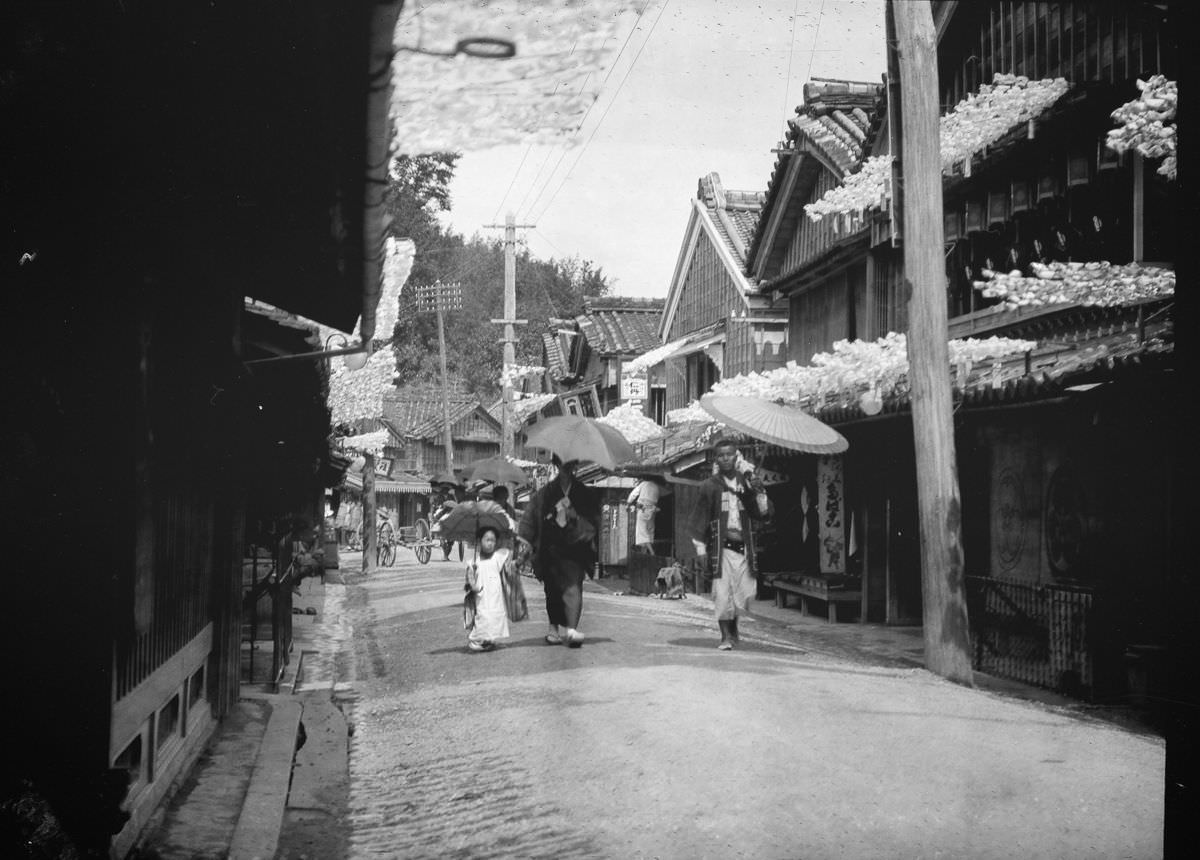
[242,546,295,691]
[966,575,1094,696]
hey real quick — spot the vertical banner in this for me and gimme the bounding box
[817,455,845,574]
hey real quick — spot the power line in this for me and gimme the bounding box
[804,0,828,85]
[490,141,535,224]
[512,144,559,216]
[781,0,801,118]
[512,3,652,224]
[522,0,668,224]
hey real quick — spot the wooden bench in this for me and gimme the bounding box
[767,574,862,623]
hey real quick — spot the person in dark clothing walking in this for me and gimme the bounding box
[683,437,773,650]
[516,456,599,648]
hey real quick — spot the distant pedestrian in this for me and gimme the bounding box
[626,475,665,553]
[684,437,773,650]
[432,484,464,562]
[464,527,512,652]
[516,456,599,648]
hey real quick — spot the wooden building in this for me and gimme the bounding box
[747,1,1176,704]
[540,297,666,417]
[654,174,789,411]
[2,1,401,854]
[377,383,503,477]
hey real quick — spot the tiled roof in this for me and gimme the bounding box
[383,382,477,437]
[746,79,884,273]
[812,314,1174,425]
[407,399,486,440]
[696,173,764,272]
[576,297,665,355]
[542,331,572,381]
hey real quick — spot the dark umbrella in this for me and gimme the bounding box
[430,500,516,564]
[523,415,637,471]
[431,470,460,486]
[461,455,529,486]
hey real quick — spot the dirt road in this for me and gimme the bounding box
[315,550,1164,860]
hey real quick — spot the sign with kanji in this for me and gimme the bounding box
[620,375,647,401]
[374,458,392,476]
[817,455,845,574]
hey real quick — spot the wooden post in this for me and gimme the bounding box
[486,215,532,457]
[502,213,517,457]
[889,0,974,684]
[435,296,454,472]
[363,451,377,575]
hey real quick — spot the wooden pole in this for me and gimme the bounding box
[889,0,973,684]
[363,451,377,575]
[435,293,455,472]
[501,214,517,458]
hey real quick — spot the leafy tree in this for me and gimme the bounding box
[382,153,611,401]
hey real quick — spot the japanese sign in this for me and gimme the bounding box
[620,374,647,401]
[817,454,845,574]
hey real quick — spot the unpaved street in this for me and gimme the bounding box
[327,550,1164,860]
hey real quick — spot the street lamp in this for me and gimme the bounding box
[325,333,370,371]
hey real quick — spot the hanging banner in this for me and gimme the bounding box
[817,455,845,574]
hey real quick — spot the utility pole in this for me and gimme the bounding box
[888,0,973,684]
[485,212,532,457]
[415,281,463,473]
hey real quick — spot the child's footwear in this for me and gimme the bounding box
[565,628,584,648]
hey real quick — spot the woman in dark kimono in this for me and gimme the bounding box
[516,457,599,648]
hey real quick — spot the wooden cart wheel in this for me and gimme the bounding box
[414,518,432,565]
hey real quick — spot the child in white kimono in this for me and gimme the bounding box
[465,527,511,652]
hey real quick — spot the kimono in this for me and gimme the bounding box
[517,477,600,631]
[682,472,773,620]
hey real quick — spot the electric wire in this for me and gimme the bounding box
[520,0,666,224]
[512,2,652,224]
[804,0,827,85]
[781,0,801,119]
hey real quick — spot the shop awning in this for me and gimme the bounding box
[342,471,430,494]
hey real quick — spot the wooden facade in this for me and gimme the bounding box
[934,1,1175,111]
[378,401,503,477]
[658,174,787,412]
[749,3,1177,705]
[2,1,399,854]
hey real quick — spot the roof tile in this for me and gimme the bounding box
[575,298,665,355]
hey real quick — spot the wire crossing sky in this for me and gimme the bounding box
[440,0,886,298]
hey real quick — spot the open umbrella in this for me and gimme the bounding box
[523,415,637,470]
[430,470,460,487]
[460,455,529,486]
[430,499,517,565]
[699,394,849,455]
[430,500,516,544]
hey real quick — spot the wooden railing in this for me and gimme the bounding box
[966,575,1094,697]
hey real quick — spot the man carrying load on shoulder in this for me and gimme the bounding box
[683,436,773,650]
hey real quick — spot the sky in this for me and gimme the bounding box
[438,0,887,299]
